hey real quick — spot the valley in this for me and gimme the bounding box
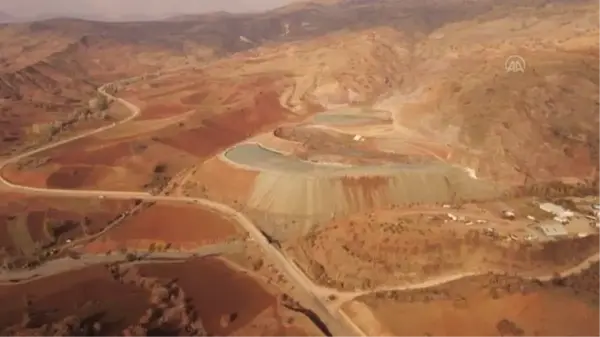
[0,0,598,335]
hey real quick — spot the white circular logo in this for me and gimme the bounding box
[505,55,526,73]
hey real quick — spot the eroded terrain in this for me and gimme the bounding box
[0,0,598,335]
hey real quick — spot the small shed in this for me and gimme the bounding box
[537,221,568,238]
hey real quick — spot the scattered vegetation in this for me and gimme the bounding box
[144,163,171,194]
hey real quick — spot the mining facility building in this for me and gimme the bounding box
[537,221,568,238]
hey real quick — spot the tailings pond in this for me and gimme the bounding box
[224,143,446,176]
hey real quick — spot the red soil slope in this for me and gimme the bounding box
[83,203,240,252]
[159,92,287,158]
[0,265,148,335]
[52,141,133,166]
[0,257,318,336]
[138,258,275,335]
[189,157,259,204]
[358,264,600,336]
[139,103,190,120]
[0,196,133,257]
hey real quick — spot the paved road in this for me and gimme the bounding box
[0,79,364,336]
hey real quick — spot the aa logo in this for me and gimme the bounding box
[505,55,526,73]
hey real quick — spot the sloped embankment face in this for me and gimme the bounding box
[225,144,501,239]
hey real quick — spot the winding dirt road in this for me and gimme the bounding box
[323,252,600,310]
[0,241,244,285]
[0,76,598,337]
[0,80,364,336]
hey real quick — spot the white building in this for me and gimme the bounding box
[537,221,568,238]
[539,202,574,219]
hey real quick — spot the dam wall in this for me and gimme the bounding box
[245,166,502,240]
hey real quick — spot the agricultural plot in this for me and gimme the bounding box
[6,216,36,256]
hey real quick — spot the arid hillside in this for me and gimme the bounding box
[165,0,599,215]
[0,0,598,335]
[353,262,599,336]
[0,0,596,159]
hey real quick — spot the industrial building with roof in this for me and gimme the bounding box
[536,220,568,238]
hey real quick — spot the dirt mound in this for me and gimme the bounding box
[241,162,500,239]
[355,262,600,336]
[84,202,241,252]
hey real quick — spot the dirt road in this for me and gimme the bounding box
[0,241,244,284]
[0,77,364,336]
[1,74,597,337]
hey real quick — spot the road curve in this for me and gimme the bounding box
[0,79,364,336]
[1,76,598,337]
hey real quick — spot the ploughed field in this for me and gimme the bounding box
[83,202,242,253]
[0,194,133,264]
[0,257,319,336]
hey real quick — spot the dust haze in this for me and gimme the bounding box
[0,0,296,20]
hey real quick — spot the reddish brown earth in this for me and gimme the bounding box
[184,157,259,204]
[1,165,50,188]
[0,195,133,258]
[139,258,273,335]
[180,91,210,105]
[52,141,133,166]
[159,91,288,159]
[83,203,241,253]
[0,265,149,336]
[24,211,47,244]
[139,103,190,120]
[139,84,202,102]
[354,262,600,336]
[287,206,600,290]
[0,1,596,335]
[0,216,15,254]
[5,135,195,191]
[0,257,320,336]
[46,166,97,189]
